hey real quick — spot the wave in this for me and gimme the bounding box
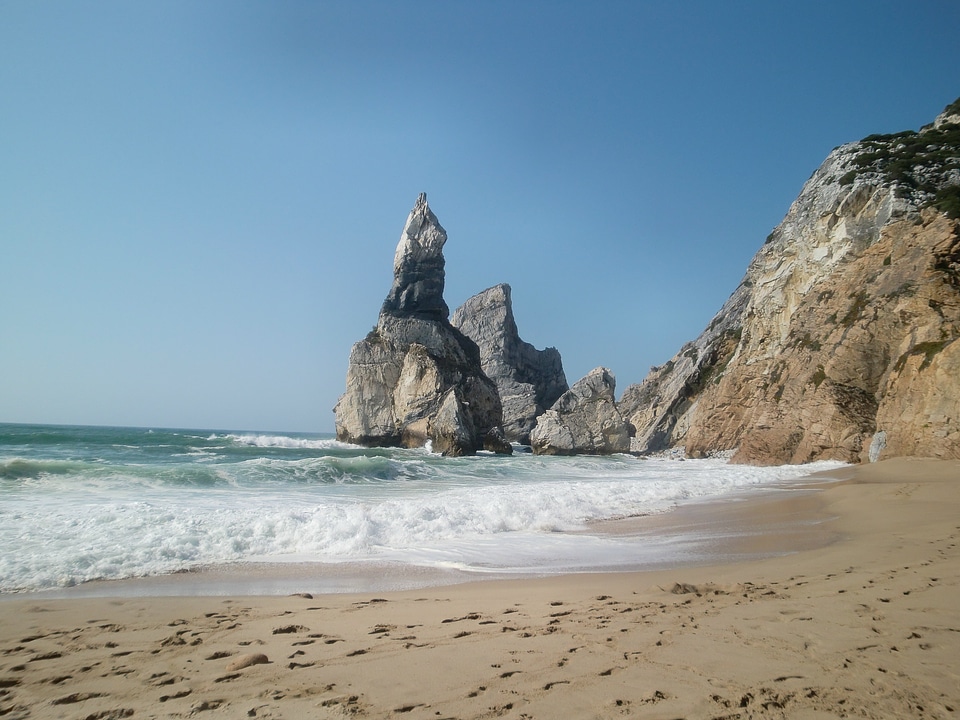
[230,454,434,487]
[0,457,231,491]
[1,477,637,589]
[219,433,357,450]
[0,457,847,591]
[0,453,440,494]
[0,458,89,480]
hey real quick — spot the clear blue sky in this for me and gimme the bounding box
[2,1,958,432]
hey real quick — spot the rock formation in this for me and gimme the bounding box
[530,367,631,455]
[620,99,960,464]
[451,284,568,444]
[334,194,508,456]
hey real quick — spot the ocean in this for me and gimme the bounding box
[0,424,845,595]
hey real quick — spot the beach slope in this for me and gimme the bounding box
[1,458,957,719]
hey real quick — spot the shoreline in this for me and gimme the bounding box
[1,457,957,718]
[7,463,842,601]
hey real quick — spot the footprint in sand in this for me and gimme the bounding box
[148,672,183,687]
[191,699,224,712]
[204,651,234,661]
[320,694,365,713]
[442,613,481,624]
[27,652,63,662]
[51,692,106,705]
[288,661,316,670]
[159,689,192,702]
[393,703,425,713]
[272,625,308,635]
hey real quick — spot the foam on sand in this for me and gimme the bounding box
[1,458,956,718]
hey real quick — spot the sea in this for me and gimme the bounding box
[0,423,846,596]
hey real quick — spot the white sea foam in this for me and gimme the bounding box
[220,433,357,450]
[0,449,846,592]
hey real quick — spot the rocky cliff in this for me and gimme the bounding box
[620,99,960,464]
[451,284,568,444]
[334,194,508,456]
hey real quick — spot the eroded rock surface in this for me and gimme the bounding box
[530,367,631,455]
[620,100,960,464]
[334,194,506,456]
[452,284,568,444]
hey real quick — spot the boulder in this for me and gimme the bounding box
[428,388,475,457]
[482,425,513,455]
[334,194,507,456]
[452,284,568,444]
[530,367,632,455]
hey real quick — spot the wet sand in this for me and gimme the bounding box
[1,457,957,719]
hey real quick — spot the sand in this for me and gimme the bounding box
[1,457,957,719]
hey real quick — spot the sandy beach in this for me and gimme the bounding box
[1,457,957,719]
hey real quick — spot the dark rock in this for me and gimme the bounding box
[381,192,449,321]
[483,426,513,455]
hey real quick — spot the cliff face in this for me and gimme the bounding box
[620,101,960,464]
[451,284,568,444]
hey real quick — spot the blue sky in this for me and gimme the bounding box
[2,1,958,432]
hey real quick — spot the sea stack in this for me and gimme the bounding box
[452,284,568,444]
[334,194,508,456]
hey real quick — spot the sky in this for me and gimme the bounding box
[2,1,959,433]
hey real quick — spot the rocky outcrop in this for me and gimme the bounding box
[451,284,568,444]
[381,193,450,321]
[530,367,631,455]
[620,100,960,464]
[334,194,507,456]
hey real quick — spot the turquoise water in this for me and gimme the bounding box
[0,423,843,593]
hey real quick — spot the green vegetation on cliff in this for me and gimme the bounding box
[839,98,960,218]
